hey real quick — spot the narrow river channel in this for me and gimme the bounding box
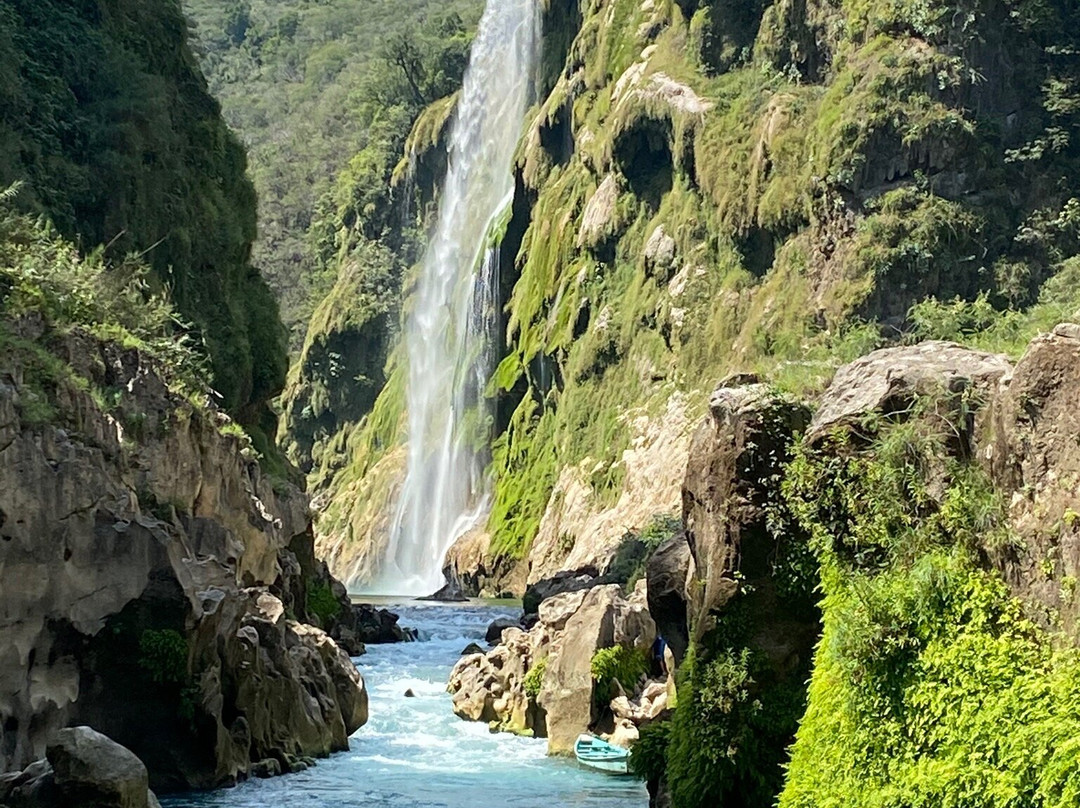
[162,603,648,808]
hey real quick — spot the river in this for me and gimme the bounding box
[162,603,648,808]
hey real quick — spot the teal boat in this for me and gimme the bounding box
[574,734,632,775]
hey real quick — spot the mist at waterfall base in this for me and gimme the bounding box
[368,0,542,596]
[161,604,648,808]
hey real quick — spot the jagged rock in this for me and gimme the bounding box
[343,604,414,643]
[0,325,366,790]
[523,569,602,616]
[807,341,1012,444]
[645,535,691,666]
[982,325,1080,632]
[442,527,527,599]
[250,759,281,779]
[485,617,519,645]
[539,584,656,754]
[684,383,813,626]
[606,718,640,749]
[448,583,656,750]
[448,627,543,734]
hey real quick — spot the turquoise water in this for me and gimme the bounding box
[163,603,648,808]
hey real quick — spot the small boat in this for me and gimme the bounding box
[574,733,631,775]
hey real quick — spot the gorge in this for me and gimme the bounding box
[3,0,1080,807]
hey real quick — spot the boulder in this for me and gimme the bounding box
[345,604,414,643]
[460,643,485,656]
[807,341,1012,444]
[486,617,519,645]
[523,569,602,616]
[539,585,623,754]
[1,728,160,808]
[449,583,657,751]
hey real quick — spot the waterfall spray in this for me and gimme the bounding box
[371,0,541,594]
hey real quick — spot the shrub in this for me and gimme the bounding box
[591,645,649,704]
[306,579,342,626]
[138,629,189,686]
[629,719,670,783]
[523,656,548,700]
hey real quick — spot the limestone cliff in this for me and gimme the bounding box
[0,315,366,791]
[293,0,1080,599]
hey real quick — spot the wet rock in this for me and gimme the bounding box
[404,689,416,698]
[485,617,519,645]
[344,604,414,643]
[460,643,485,656]
[250,759,281,779]
[422,579,469,602]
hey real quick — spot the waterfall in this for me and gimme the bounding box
[372,0,541,595]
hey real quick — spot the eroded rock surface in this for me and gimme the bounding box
[0,325,366,789]
[982,325,1080,631]
[448,582,658,754]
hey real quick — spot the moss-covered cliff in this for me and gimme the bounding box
[0,0,285,420]
[301,0,1080,589]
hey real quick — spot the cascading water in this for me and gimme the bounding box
[371,0,541,594]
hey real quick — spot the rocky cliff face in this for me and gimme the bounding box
[295,0,1080,600]
[446,323,1080,807]
[0,317,366,790]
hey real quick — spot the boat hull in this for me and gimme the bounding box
[574,734,631,776]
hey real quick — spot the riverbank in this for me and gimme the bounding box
[161,603,648,808]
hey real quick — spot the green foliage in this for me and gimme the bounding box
[0,1,285,416]
[0,201,208,393]
[664,597,809,808]
[305,579,342,626]
[605,513,683,589]
[138,629,189,686]
[591,645,649,705]
[778,386,1080,807]
[184,0,482,345]
[628,719,671,783]
[523,656,547,700]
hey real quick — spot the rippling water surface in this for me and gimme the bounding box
[163,603,648,808]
